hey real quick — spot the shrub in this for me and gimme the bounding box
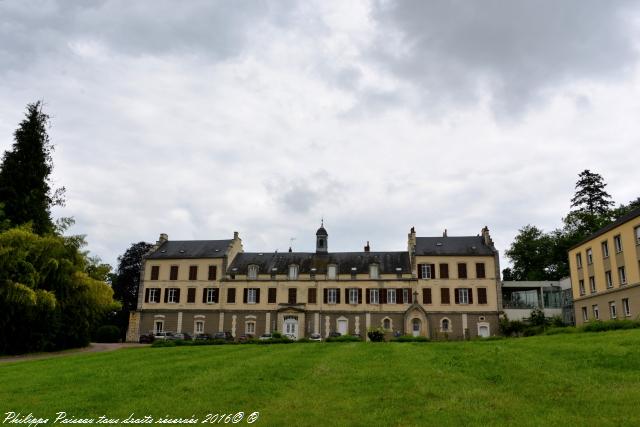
[581,320,640,332]
[326,335,362,342]
[392,335,429,342]
[151,340,176,348]
[528,308,547,327]
[94,325,121,343]
[549,316,565,328]
[271,332,283,339]
[544,327,577,335]
[523,326,544,337]
[367,327,385,342]
[499,315,527,337]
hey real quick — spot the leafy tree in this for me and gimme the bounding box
[611,197,640,220]
[113,242,153,311]
[503,225,556,281]
[0,102,65,234]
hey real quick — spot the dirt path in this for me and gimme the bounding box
[0,343,148,364]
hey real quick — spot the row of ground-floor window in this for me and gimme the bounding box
[129,310,499,341]
[574,284,638,326]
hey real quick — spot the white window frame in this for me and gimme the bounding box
[248,265,258,280]
[601,241,609,258]
[195,321,204,334]
[609,302,617,319]
[370,289,379,304]
[247,288,257,304]
[369,264,379,279]
[593,305,599,320]
[155,320,164,334]
[421,264,432,279]
[581,307,588,322]
[576,253,582,268]
[635,226,640,245]
[403,289,409,304]
[246,321,256,335]
[387,289,396,304]
[618,266,627,285]
[440,318,451,332]
[349,288,358,304]
[589,276,596,293]
[605,271,613,289]
[168,288,177,303]
[614,235,623,253]
[579,280,585,296]
[328,288,337,304]
[289,265,299,280]
[586,248,593,265]
[327,265,337,280]
[149,288,159,303]
[458,288,469,305]
[623,298,631,317]
[206,288,216,304]
[382,317,392,330]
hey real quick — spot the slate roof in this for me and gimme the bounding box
[415,236,495,256]
[569,206,640,250]
[228,251,411,275]
[146,240,233,259]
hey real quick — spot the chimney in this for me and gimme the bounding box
[233,231,239,240]
[407,226,417,255]
[443,229,448,238]
[481,226,494,248]
[157,233,168,245]
[364,241,370,252]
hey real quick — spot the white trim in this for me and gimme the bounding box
[336,316,348,335]
[477,322,490,337]
[381,316,393,331]
[194,314,206,319]
[153,314,166,319]
[194,320,205,334]
[245,315,257,319]
[440,317,451,332]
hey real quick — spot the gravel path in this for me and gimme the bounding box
[0,343,148,364]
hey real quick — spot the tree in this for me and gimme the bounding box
[0,102,65,235]
[611,197,640,220]
[503,225,556,281]
[570,169,614,216]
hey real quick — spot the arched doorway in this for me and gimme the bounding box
[412,318,421,337]
[283,316,298,340]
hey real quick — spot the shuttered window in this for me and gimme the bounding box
[308,288,317,304]
[423,288,432,304]
[477,288,487,304]
[387,289,396,304]
[227,288,236,303]
[187,288,196,303]
[189,265,198,280]
[203,288,218,303]
[441,288,450,304]
[150,266,160,280]
[268,288,277,304]
[166,288,180,303]
[170,266,179,280]
[439,264,449,279]
[457,263,467,279]
[145,288,160,303]
[288,288,297,304]
[208,265,217,280]
[475,263,485,279]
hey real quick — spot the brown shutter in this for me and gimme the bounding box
[213,288,219,303]
[243,288,248,303]
[476,263,485,279]
[336,288,341,304]
[423,288,432,304]
[269,288,277,303]
[345,288,350,303]
[358,288,362,304]
[458,263,467,279]
[468,288,473,304]
[175,289,181,303]
[163,288,168,303]
[398,288,404,304]
[440,263,449,279]
[366,289,371,304]
[256,288,260,303]
[381,289,387,304]
[478,288,487,304]
[441,288,450,304]
[308,288,316,304]
[208,265,217,280]
[417,264,423,279]
[407,288,413,303]
[454,288,460,304]
[187,288,196,303]
[189,266,197,280]
[323,288,328,303]
[202,288,207,303]
[151,266,159,280]
[431,264,436,279]
[145,288,150,303]
[289,288,297,304]
[227,288,235,303]
[170,266,178,280]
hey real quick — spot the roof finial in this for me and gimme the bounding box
[321,216,324,227]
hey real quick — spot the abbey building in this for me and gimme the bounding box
[126,224,501,341]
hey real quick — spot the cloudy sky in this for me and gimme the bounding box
[1,1,640,271]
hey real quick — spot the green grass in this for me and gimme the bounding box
[2,331,640,426]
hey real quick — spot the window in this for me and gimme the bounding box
[403,288,409,304]
[609,302,617,319]
[288,288,297,304]
[328,288,337,304]
[592,304,599,320]
[289,265,299,280]
[578,280,585,296]
[457,263,467,279]
[421,264,432,279]
[586,249,593,265]
[268,288,277,304]
[439,263,449,279]
[247,288,257,304]
[476,263,486,279]
[248,265,258,280]
[477,288,488,304]
[327,265,337,280]
[155,321,164,334]
[387,289,396,304]
[187,288,196,303]
[422,288,432,304]
[589,276,596,294]
[601,241,609,258]
[195,321,204,334]
[310,268,316,280]
[618,266,627,285]
[581,307,588,322]
[167,288,179,303]
[170,266,178,280]
[205,288,217,303]
[246,321,256,335]
[188,265,198,280]
[147,288,160,303]
[370,289,379,304]
[369,264,379,279]
[227,288,236,303]
[349,288,359,304]
[270,268,277,280]
[150,266,159,280]
[605,271,613,288]
[441,288,450,304]
[441,318,450,332]
[636,226,640,245]
[208,265,217,281]
[383,318,391,330]
[623,298,631,317]
[350,267,357,279]
[457,288,469,304]
[308,288,317,304]
[576,253,582,269]
[614,234,623,253]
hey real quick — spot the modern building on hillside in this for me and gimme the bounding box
[501,278,572,322]
[126,224,501,341]
[568,207,640,326]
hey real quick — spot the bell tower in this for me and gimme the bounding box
[316,219,328,254]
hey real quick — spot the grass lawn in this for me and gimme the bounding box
[1,330,640,426]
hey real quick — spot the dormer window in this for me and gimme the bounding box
[310,268,317,280]
[248,265,258,280]
[369,264,379,279]
[270,267,277,280]
[351,267,357,279]
[327,265,337,280]
[289,265,299,280]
